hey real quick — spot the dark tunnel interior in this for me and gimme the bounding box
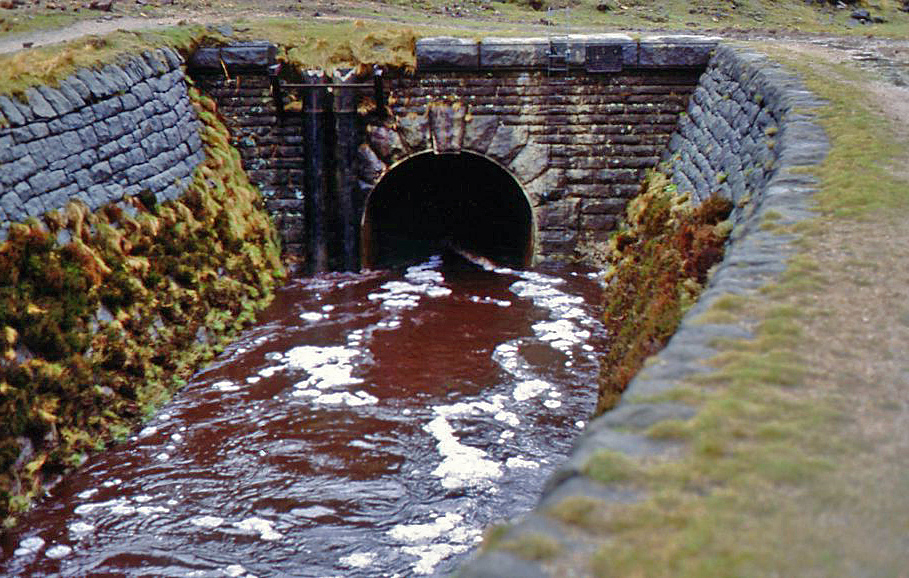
[361,152,534,269]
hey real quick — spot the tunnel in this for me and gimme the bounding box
[361,151,535,269]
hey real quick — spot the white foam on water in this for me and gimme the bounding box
[156,452,170,461]
[246,376,261,384]
[506,456,540,469]
[45,544,72,559]
[291,505,334,518]
[512,379,550,401]
[300,312,324,322]
[137,506,169,516]
[14,536,44,556]
[213,380,240,392]
[322,304,335,312]
[224,565,247,577]
[388,512,463,542]
[367,258,451,310]
[285,345,364,392]
[134,495,153,503]
[543,399,562,409]
[76,488,98,500]
[138,426,157,438]
[258,366,281,378]
[309,391,378,407]
[68,521,95,537]
[340,552,376,569]
[424,416,502,489]
[402,543,472,575]
[74,498,129,516]
[291,389,320,398]
[171,433,183,443]
[190,515,224,529]
[494,410,520,427]
[234,517,282,541]
[576,420,586,429]
[469,296,512,307]
[264,352,284,361]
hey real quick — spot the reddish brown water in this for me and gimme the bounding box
[1,254,604,577]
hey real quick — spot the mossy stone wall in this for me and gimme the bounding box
[0,47,205,238]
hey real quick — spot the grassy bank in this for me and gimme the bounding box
[536,41,909,577]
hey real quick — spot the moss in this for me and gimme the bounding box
[0,85,284,529]
[596,171,733,414]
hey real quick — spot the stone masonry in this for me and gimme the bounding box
[0,47,205,238]
[190,36,718,265]
[457,44,830,577]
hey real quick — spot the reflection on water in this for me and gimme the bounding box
[1,253,605,577]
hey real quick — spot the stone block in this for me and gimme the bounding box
[638,35,719,68]
[428,101,466,153]
[89,160,112,182]
[25,87,57,119]
[0,96,26,126]
[37,86,75,116]
[486,123,528,164]
[357,143,385,184]
[367,125,407,163]
[396,111,430,151]
[0,191,24,222]
[462,113,499,154]
[188,43,277,70]
[479,37,549,69]
[509,142,548,183]
[416,37,479,69]
[539,198,580,229]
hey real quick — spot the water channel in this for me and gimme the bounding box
[1,253,605,577]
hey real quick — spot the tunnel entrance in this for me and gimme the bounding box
[361,151,534,269]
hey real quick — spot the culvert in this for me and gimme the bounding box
[361,150,534,269]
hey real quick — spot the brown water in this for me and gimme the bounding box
[1,253,605,577]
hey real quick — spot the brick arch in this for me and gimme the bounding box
[357,101,563,209]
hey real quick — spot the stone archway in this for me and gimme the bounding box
[361,150,535,269]
[358,101,564,267]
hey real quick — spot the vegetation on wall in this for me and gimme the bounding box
[596,171,733,414]
[0,87,284,529]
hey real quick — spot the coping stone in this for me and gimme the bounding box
[638,35,720,68]
[187,42,277,70]
[479,37,550,69]
[416,37,480,69]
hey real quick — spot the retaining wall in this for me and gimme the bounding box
[0,47,204,237]
[458,43,829,577]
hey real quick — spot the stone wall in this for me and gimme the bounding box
[189,36,718,266]
[664,44,828,222]
[369,65,703,260]
[0,47,204,237]
[188,44,309,256]
[458,44,830,577]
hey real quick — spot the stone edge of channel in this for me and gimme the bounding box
[453,42,830,577]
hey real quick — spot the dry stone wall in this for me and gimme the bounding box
[0,47,204,238]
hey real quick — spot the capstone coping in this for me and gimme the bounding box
[416,34,719,71]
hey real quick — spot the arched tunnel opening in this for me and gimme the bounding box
[361,151,534,269]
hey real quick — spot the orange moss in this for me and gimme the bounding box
[596,174,733,414]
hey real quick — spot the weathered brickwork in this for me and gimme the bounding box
[189,71,308,255]
[0,48,204,236]
[374,68,702,259]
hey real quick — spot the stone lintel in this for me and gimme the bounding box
[188,42,277,71]
[479,37,550,69]
[636,35,721,68]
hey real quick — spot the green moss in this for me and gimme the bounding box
[0,85,284,528]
